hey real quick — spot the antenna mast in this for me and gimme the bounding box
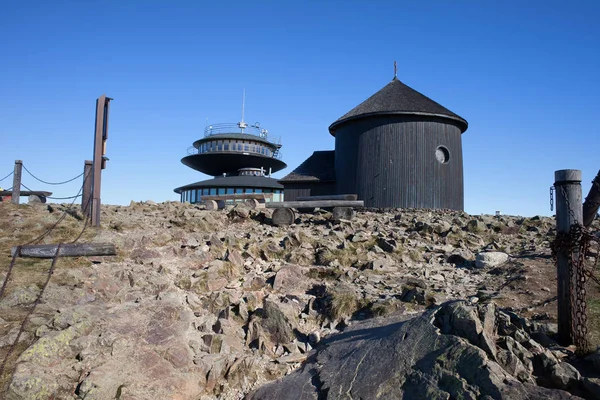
[394,61,397,79]
[238,89,248,132]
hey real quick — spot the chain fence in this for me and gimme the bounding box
[550,184,600,355]
[0,171,13,183]
[22,164,84,185]
[0,170,93,389]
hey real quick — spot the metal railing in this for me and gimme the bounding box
[203,122,281,145]
[186,145,284,160]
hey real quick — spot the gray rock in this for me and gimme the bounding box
[247,301,578,400]
[272,265,307,294]
[549,362,581,390]
[2,285,41,306]
[475,252,509,268]
[368,258,397,272]
[585,349,600,373]
[582,377,600,400]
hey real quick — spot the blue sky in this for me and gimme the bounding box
[1,1,598,216]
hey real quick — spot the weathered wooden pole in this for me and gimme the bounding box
[92,95,112,227]
[554,169,583,345]
[11,160,22,205]
[82,160,93,217]
[11,243,116,258]
[583,169,600,228]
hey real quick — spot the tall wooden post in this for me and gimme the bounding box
[554,169,583,345]
[82,160,93,217]
[11,160,22,205]
[91,95,111,227]
[583,169,600,228]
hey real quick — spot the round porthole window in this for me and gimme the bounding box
[435,146,450,164]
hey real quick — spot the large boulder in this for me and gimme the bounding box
[247,301,580,400]
[475,252,509,269]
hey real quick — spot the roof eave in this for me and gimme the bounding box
[328,111,469,135]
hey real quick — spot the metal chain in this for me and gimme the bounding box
[0,244,62,380]
[559,185,578,225]
[0,246,20,299]
[550,186,600,354]
[22,164,84,186]
[47,194,82,200]
[21,182,82,201]
[550,186,554,211]
[0,171,13,183]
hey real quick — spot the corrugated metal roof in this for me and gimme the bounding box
[329,78,468,134]
[279,151,335,183]
[173,175,283,193]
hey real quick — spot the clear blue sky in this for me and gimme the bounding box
[1,1,598,216]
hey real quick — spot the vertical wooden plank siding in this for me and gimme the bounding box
[334,115,464,210]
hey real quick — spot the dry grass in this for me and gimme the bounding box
[0,203,98,393]
[327,288,364,321]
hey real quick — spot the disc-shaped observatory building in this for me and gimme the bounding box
[174,122,286,203]
[281,75,468,210]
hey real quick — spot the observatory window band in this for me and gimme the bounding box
[180,188,283,204]
[196,139,275,157]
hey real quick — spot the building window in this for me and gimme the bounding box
[235,188,243,194]
[435,146,450,164]
[244,144,249,152]
[238,144,242,151]
[209,188,216,195]
[226,188,234,194]
[224,143,229,151]
[218,188,225,195]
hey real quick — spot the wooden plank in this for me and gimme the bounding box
[297,194,358,201]
[202,193,271,201]
[11,243,116,258]
[266,200,363,209]
[0,191,53,197]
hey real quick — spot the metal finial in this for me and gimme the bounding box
[394,61,397,78]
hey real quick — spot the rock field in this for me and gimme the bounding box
[0,201,599,399]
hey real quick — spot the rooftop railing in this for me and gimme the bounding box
[186,145,284,160]
[203,122,281,145]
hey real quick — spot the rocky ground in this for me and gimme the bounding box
[0,201,599,399]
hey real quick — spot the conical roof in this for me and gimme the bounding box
[329,77,468,134]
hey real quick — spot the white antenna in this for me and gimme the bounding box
[241,89,245,123]
[238,89,248,132]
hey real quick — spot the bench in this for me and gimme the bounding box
[265,197,363,226]
[0,190,52,204]
[202,193,273,210]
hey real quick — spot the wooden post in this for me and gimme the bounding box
[272,208,296,226]
[82,160,93,217]
[92,95,112,227]
[11,160,22,205]
[583,169,600,228]
[554,169,583,345]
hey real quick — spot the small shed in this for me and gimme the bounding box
[278,151,336,201]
